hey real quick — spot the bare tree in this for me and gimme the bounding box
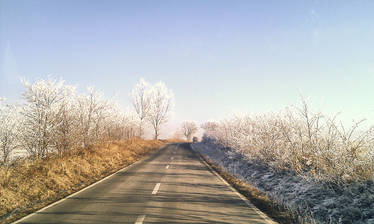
[53,85,77,155]
[201,121,219,134]
[172,130,184,140]
[0,77,147,164]
[147,81,174,140]
[121,112,139,139]
[181,121,198,141]
[20,78,74,158]
[76,87,108,147]
[0,100,20,164]
[131,78,152,138]
[201,99,374,184]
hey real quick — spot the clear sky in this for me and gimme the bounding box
[1,0,374,135]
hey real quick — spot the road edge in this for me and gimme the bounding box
[12,144,171,224]
[190,143,278,224]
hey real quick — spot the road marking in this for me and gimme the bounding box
[166,165,169,169]
[135,215,146,224]
[13,152,152,224]
[152,183,161,194]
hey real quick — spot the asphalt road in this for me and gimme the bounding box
[15,143,276,224]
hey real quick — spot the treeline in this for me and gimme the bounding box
[201,100,374,185]
[0,78,141,164]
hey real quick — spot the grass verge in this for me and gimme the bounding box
[0,139,169,224]
[197,153,301,224]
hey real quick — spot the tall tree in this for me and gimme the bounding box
[181,121,198,141]
[131,78,152,138]
[148,81,174,140]
[20,78,74,158]
[0,100,20,164]
[76,87,108,147]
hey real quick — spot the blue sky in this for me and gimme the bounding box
[1,0,374,134]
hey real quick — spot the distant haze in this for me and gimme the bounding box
[1,0,374,137]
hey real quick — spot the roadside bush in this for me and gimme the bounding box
[0,78,140,163]
[202,100,374,185]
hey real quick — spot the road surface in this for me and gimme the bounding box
[15,143,276,224]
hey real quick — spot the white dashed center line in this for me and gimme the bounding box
[152,183,161,195]
[166,165,169,169]
[135,215,146,224]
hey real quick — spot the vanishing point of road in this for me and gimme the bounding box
[15,143,277,224]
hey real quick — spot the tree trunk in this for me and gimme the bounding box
[154,128,158,140]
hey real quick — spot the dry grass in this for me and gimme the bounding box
[0,139,168,223]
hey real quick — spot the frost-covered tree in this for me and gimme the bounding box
[20,78,75,158]
[120,111,139,140]
[0,100,20,164]
[147,81,174,140]
[100,102,133,141]
[201,121,219,133]
[0,77,149,161]
[53,86,77,155]
[172,130,184,140]
[76,87,109,147]
[181,121,198,141]
[201,121,219,141]
[131,78,152,138]
[200,101,374,184]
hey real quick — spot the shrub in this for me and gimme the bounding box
[202,100,374,185]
